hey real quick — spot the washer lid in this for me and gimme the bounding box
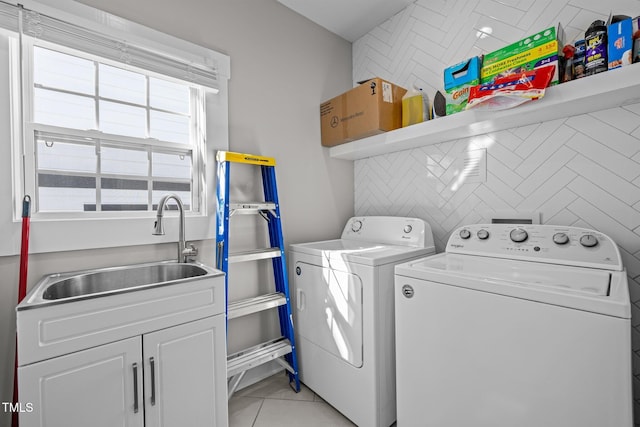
[395,253,630,318]
[290,239,434,266]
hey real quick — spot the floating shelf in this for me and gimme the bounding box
[329,64,640,160]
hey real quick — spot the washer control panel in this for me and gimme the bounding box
[447,224,622,270]
[341,216,435,249]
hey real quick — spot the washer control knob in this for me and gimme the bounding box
[477,229,490,240]
[351,220,363,232]
[510,228,528,243]
[403,225,413,233]
[553,232,570,245]
[459,229,471,239]
[580,234,598,248]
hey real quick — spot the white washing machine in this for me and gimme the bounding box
[394,223,633,427]
[290,216,435,427]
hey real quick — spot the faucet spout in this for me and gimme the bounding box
[153,194,197,263]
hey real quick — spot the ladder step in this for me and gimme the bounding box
[227,337,292,378]
[229,248,281,263]
[230,202,276,215]
[228,292,287,319]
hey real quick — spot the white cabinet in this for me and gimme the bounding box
[19,315,227,427]
[19,337,143,427]
[143,315,227,427]
[16,263,227,427]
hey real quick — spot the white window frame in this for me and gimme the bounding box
[0,0,230,256]
[23,41,204,218]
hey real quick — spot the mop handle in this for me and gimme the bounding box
[13,195,30,427]
[18,195,30,301]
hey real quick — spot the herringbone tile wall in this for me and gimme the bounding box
[352,0,640,421]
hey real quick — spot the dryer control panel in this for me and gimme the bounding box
[342,216,435,249]
[447,224,622,271]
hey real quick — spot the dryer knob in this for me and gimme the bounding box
[459,229,471,239]
[477,229,490,240]
[553,232,570,245]
[510,228,528,243]
[580,234,598,248]
[351,220,363,232]
[403,225,413,233]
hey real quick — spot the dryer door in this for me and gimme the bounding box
[293,261,363,367]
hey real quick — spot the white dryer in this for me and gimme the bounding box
[395,223,632,427]
[290,216,435,427]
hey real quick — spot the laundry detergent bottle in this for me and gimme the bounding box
[585,20,608,75]
[402,86,430,127]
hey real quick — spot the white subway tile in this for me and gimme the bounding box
[567,155,640,205]
[514,118,565,158]
[516,146,576,196]
[565,132,640,182]
[515,124,576,178]
[474,0,526,24]
[568,198,640,254]
[568,176,640,229]
[568,113,640,157]
[516,167,577,211]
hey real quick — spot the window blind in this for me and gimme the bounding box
[0,0,223,90]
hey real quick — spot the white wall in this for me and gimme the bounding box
[0,1,353,424]
[353,0,640,423]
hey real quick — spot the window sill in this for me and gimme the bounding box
[3,214,214,256]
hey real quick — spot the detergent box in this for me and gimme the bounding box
[444,56,481,115]
[480,25,563,85]
[608,18,633,69]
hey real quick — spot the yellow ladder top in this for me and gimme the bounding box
[216,150,276,166]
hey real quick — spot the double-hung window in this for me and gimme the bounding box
[27,45,199,214]
[0,0,230,256]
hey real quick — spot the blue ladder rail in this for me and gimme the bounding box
[215,150,300,396]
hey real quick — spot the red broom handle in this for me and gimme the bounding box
[12,195,31,427]
[18,195,31,300]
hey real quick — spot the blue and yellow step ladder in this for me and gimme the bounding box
[215,150,300,398]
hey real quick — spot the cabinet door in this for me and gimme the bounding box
[143,315,228,427]
[18,336,143,427]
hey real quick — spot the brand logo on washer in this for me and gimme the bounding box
[401,285,414,298]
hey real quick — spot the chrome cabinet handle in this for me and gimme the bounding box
[132,363,139,413]
[150,357,156,406]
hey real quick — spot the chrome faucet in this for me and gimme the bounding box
[153,194,198,263]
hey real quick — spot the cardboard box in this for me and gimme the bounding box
[481,26,563,85]
[608,18,633,69]
[444,56,481,115]
[320,78,406,147]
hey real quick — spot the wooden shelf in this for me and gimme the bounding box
[329,64,640,160]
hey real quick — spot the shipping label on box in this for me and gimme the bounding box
[320,78,406,147]
[444,56,481,115]
[481,26,560,85]
[608,18,633,69]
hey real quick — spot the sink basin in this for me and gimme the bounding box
[42,263,208,300]
[19,260,221,309]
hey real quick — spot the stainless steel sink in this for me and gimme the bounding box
[19,261,221,309]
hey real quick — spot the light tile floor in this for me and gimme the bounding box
[229,372,356,427]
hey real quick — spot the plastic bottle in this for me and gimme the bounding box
[633,16,640,63]
[432,90,446,118]
[562,44,575,82]
[402,86,430,127]
[573,39,586,78]
[585,20,608,76]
